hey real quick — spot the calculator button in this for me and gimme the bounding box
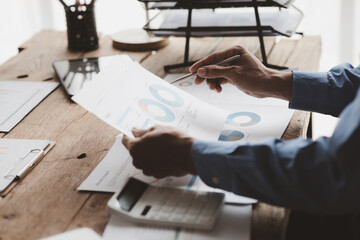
[170,214,184,222]
[152,205,161,211]
[157,212,171,220]
[174,206,187,215]
[197,216,210,224]
[184,214,198,222]
[162,205,174,213]
[148,212,158,219]
[187,207,201,215]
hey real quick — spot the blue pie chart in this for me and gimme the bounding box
[149,84,184,107]
[138,98,175,122]
[226,112,261,127]
[218,130,245,142]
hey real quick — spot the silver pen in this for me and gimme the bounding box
[170,54,241,84]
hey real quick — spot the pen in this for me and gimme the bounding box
[170,55,241,84]
[16,149,44,179]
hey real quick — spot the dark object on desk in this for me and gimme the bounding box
[59,0,99,51]
[52,55,118,97]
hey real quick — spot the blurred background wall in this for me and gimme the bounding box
[0,0,359,138]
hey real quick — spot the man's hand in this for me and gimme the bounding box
[189,45,293,101]
[122,126,196,179]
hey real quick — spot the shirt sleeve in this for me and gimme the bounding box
[289,63,360,116]
[192,88,360,214]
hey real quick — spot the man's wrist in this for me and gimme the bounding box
[183,137,197,175]
[270,71,293,101]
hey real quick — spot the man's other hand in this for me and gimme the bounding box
[122,126,196,179]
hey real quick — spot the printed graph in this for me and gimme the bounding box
[218,130,245,142]
[136,84,186,123]
[149,84,184,107]
[226,112,261,127]
[138,98,175,122]
[178,81,193,87]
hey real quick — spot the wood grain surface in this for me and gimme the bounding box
[0,31,321,240]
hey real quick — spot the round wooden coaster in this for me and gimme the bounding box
[111,29,169,51]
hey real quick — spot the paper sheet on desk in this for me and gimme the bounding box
[78,137,257,204]
[166,74,294,144]
[103,205,252,240]
[72,55,227,140]
[0,81,59,132]
[0,139,50,193]
[40,228,101,240]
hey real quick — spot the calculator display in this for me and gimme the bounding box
[116,178,149,212]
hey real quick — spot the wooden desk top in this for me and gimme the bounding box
[0,30,321,240]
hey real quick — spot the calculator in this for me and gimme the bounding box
[107,177,225,230]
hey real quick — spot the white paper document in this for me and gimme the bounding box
[76,59,293,205]
[0,138,50,193]
[40,228,101,240]
[103,205,252,240]
[72,56,227,140]
[166,74,294,144]
[0,81,59,132]
[78,137,256,204]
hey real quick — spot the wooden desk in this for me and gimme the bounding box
[0,31,321,240]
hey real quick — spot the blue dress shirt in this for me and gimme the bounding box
[191,63,360,213]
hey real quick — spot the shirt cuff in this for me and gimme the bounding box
[289,71,328,111]
[191,140,244,191]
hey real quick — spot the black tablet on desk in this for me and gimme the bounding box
[52,55,119,98]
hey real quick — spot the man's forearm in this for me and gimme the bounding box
[290,63,360,116]
[192,88,360,213]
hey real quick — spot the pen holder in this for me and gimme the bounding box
[64,4,99,51]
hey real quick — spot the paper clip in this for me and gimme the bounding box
[4,149,44,180]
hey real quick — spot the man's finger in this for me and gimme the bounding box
[190,52,224,73]
[189,45,247,72]
[194,76,206,85]
[122,135,133,150]
[132,127,154,138]
[206,79,217,91]
[198,65,234,79]
[215,82,223,93]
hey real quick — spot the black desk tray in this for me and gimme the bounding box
[141,0,296,10]
[144,9,303,38]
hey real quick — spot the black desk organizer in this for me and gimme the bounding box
[139,0,303,71]
[59,0,99,51]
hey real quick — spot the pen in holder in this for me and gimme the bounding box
[59,0,99,51]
